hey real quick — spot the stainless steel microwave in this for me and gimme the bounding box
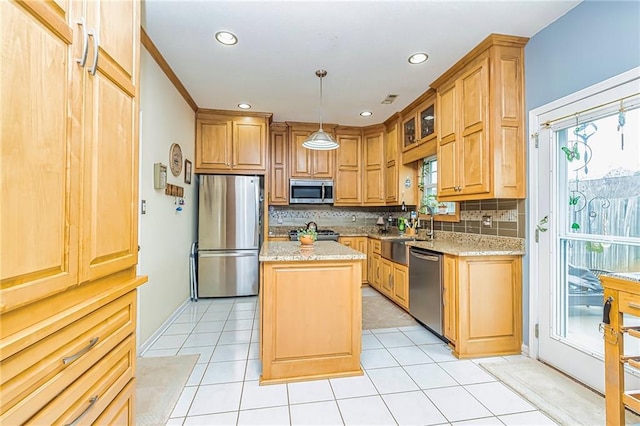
[289,179,334,204]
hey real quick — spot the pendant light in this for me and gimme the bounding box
[303,69,339,150]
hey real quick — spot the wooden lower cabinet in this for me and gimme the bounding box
[392,263,409,309]
[380,258,394,297]
[339,237,368,284]
[368,239,382,290]
[260,260,362,384]
[0,275,144,424]
[444,254,522,358]
[377,257,409,310]
[95,378,135,425]
[443,255,458,344]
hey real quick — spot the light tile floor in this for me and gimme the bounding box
[142,292,558,425]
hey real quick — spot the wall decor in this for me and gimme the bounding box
[184,159,192,184]
[169,143,183,176]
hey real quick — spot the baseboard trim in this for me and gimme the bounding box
[138,298,191,356]
[521,343,530,357]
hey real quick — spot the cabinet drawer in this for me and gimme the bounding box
[94,378,135,425]
[27,335,135,425]
[1,292,136,424]
[371,240,381,254]
[619,291,640,317]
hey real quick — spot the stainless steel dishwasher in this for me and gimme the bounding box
[409,247,444,337]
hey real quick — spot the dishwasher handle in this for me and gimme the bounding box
[410,250,440,262]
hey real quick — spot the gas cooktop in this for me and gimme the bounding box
[288,229,340,241]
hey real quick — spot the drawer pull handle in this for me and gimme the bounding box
[629,303,640,310]
[65,395,98,426]
[63,337,99,365]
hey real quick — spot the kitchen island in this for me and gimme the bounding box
[258,241,366,384]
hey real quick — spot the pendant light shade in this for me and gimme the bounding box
[303,70,339,150]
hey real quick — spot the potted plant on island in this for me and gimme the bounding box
[297,227,318,246]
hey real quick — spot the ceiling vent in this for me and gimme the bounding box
[381,94,399,104]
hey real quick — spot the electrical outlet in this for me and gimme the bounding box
[482,215,493,227]
[351,215,356,222]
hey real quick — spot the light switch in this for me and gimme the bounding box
[141,199,147,214]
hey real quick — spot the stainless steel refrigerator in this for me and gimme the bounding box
[198,175,262,297]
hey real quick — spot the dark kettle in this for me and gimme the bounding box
[306,221,317,232]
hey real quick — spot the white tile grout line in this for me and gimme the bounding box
[157,297,554,425]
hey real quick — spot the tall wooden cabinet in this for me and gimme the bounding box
[269,123,289,205]
[384,115,417,206]
[1,0,146,423]
[363,126,385,205]
[195,110,271,174]
[432,34,528,201]
[335,128,363,205]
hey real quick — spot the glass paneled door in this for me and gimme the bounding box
[531,69,640,392]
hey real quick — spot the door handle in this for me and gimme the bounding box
[76,18,89,67]
[63,337,99,365]
[254,181,260,247]
[410,251,440,262]
[88,29,99,76]
[199,252,256,258]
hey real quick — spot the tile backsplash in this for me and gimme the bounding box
[269,198,525,238]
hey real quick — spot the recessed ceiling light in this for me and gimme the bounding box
[360,111,373,117]
[215,31,238,45]
[238,103,251,109]
[408,52,428,64]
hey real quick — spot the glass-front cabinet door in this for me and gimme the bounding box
[403,115,416,148]
[402,93,437,154]
[420,104,435,140]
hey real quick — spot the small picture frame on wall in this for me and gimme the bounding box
[184,159,192,184]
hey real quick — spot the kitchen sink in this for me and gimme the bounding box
[380,238,415,265]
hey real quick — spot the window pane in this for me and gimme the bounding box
[558,107,640,238]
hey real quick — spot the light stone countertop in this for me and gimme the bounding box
[259,241,367,262]
[267,227,525,257]
[406,240,525,256]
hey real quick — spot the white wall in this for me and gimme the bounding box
[137,48,197,346]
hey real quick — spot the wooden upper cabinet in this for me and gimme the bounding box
[81,0,140,282]
[2,0,143,310]
[363,127,385,205]
[401,90,438,164]
[334,129,362,205]
[432,34,528,201]
[269,124,289,205]
[197,118,233,171]
[195,111,270,174]
[1,0,80,311]
[288,124,335,179]
[384,116,417,206]
[384,119,399,204]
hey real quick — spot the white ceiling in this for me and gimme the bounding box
[142,0,580,126]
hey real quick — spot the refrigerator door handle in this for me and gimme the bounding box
[254,181,260,248]
[199,252,256,258]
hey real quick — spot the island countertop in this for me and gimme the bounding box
[259,241,367,262]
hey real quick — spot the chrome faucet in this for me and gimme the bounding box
[425,206,435,241]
